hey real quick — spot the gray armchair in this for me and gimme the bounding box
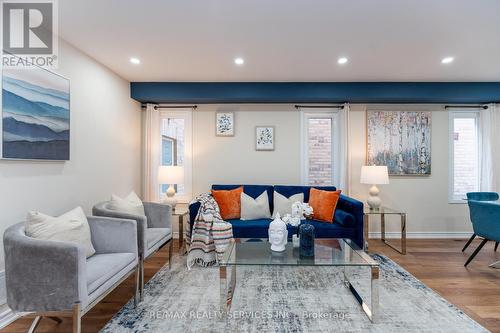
[92,201,173,300]
[3,216,139,333]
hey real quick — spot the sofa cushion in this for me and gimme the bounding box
[241,191,271,220]
[212,185,274,212]
[86,252,136,294]
[306,220,357,239]
[274,185,337,203]
[333,209,356,228]
[146,228,171,249]
[309,188,341,223]
[272,191,304,218]
[227,219,296,239]
[212,186,243,219]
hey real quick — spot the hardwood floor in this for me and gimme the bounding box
[370,238,500,333]
[1,238,499,332]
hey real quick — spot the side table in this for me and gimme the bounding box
[364,206,407,255]
[173,209,189,255]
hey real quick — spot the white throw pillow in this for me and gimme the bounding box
[25,206,96,258]
[241,191,271,220]
[272,191,304,218]
[109,191,145,216]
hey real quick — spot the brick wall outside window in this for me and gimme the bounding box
[307,118,332,185]
[453,118,478,198]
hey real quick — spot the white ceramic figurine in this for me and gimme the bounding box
[268,213,288,252]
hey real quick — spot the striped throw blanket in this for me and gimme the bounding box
[187,193,233,269]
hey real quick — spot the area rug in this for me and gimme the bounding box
[100,254,488,333]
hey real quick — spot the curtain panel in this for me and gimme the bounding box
[142,103,160,201]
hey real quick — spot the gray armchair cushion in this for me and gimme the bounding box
[86,253,136,294]
[93,202,147,256]
[143,202,172,229]
[93,201,172,258]
[3,218,138,313]
[4,223,86,312]
[146,228,171,249]
[87,216,137,255]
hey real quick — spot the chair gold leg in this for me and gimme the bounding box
[72,303,81,333]
[28,316,42,333]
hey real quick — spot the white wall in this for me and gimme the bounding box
[193,104,301,195]
[191,103,500,237]
[0,41,142,270]
[350,104,471,236]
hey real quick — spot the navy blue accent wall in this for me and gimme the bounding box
[130,82,500,104]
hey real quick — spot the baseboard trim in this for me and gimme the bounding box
[368,231,473,239]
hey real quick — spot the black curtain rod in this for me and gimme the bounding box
[444,105,488,110]
[295,104,344,109]
[141,104,197,110]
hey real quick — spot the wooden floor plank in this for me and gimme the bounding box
[1,239,499,332]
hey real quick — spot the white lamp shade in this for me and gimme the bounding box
[158,166,184,184]
[360,165,389,185]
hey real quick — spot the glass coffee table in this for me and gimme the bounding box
[219,238,380,322]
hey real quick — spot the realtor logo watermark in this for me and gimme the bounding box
[1,0,58,68]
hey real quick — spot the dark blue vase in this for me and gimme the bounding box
[299,222,315,257]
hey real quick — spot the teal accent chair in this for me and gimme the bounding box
[464,192,499,252]
[464,200,500,267]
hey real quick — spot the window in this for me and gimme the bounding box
[300,110,342,186]
[449,111,480,202]
[160,110,192,202]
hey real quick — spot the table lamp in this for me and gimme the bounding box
[158,165,184,209]
[360,165,389,210]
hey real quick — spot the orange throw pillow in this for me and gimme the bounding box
[211,186,244,220]
[308,188,341,223]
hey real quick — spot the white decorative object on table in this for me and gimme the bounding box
[255,126,275,151]
[360,165,389,209]
[283,202,314,227]
[216,112,234,136]
[292,201,314,219]
[268,213,288,252]
[158,165,184,209]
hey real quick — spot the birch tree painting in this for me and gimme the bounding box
[367,111,431,175]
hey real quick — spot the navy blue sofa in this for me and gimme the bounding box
[189,184,364,248]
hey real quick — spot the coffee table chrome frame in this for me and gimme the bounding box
[219,238,379,323]
[489,260,500,269]
[220,245,237,312]
[343,246,379,323]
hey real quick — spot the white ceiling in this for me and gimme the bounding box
[59,0,500,82]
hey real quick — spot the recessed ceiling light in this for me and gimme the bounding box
[130,57,141,65]
[441,56,454,64]
[337,57,348,65]
[234,57,245,65]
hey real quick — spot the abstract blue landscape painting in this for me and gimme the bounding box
[2,67,70,160]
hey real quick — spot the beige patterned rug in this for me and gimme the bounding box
[101,254,488,333]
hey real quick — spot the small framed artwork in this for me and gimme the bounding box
[255,126,275,151]
[215,112,234,136]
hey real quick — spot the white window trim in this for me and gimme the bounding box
[300,109,342,186]
[448,110,480,204]
[159,109,193,203]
